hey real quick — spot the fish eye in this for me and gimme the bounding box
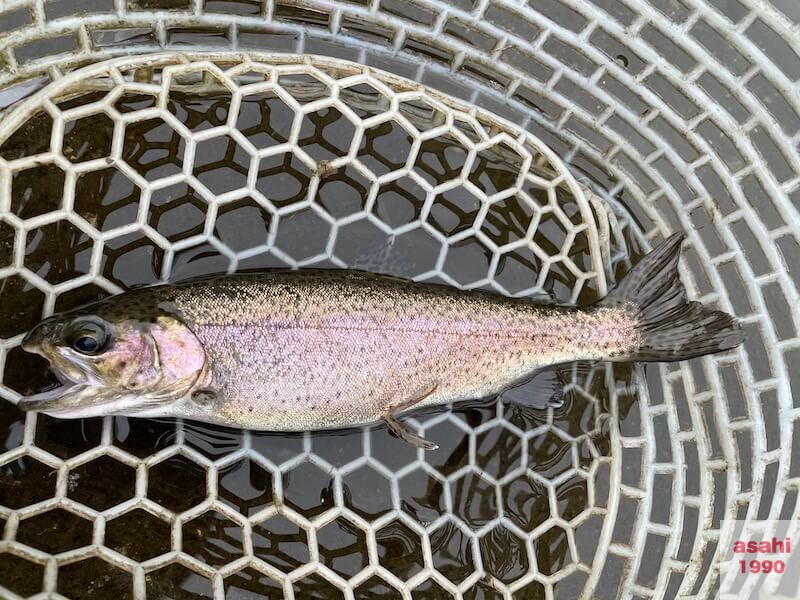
[67,320,110,356]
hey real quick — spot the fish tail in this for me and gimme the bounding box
[599,233,744,362]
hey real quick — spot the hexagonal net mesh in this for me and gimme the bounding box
[0,1,796,600]
[0,50,621,599]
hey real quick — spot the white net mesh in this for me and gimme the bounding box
[0,1,797,599]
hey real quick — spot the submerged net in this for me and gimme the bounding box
[0,1,797,599]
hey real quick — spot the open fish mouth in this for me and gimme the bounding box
[17,382,179,419]
[16,354,125,418]
[17,381,116,418]
[16,364,175,419]
[16,335,117,416]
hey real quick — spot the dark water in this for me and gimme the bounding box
[0,72,643,599]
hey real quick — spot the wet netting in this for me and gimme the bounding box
[0,2,798,600]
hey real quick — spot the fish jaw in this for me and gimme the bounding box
[18,382,125,418]
[17,383,187,419]
[17,375,187,420]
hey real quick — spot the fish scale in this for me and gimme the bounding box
[168,271,630,431]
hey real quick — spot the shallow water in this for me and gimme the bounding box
[0,74,644,599]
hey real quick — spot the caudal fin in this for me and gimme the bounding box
[600,233,744,362]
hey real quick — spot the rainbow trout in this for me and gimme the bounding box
[17,234,742,449]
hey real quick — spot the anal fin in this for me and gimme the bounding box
[499,363,596,410]
[500,369,564,410]
[383,384,438,451]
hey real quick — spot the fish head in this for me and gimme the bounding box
[17,303,209,418]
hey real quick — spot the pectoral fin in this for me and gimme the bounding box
[191,388,218,405]
[383,384,438,451]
